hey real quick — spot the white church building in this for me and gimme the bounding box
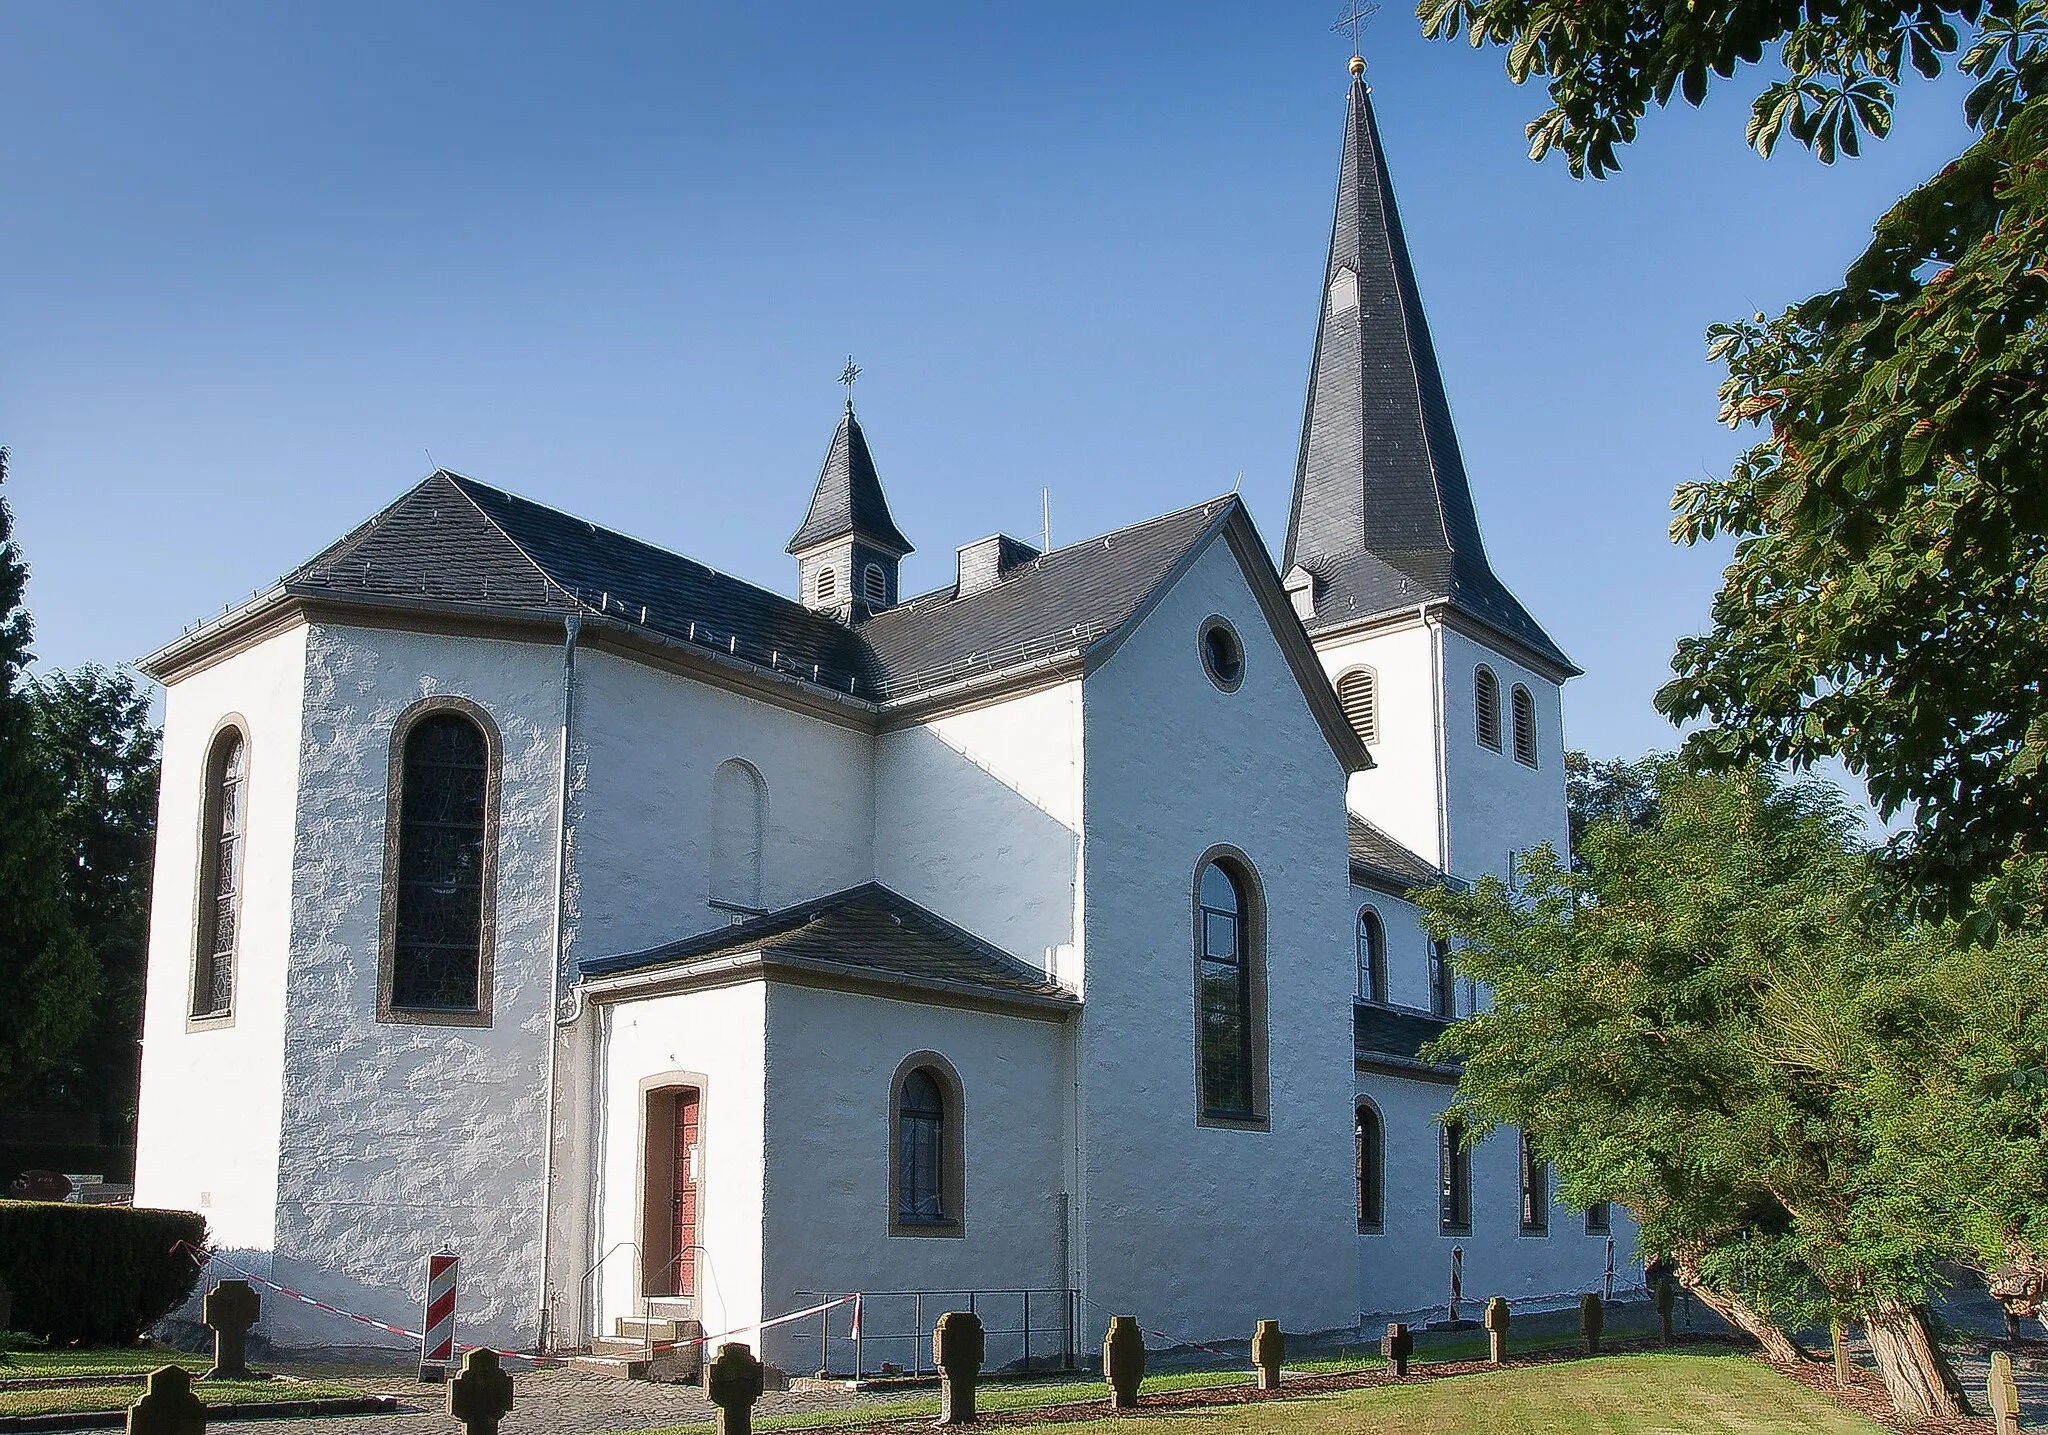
[133,64,1632,1363]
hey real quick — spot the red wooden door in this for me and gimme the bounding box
[671,1090,700,1297]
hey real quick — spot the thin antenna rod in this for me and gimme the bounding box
[1041,488,1052,553]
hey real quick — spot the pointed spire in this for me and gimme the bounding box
[787,408,913,559]
[1284,70,1574,674]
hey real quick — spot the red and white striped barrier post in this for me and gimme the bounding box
[1449,1246,1464,1324]
[1603,1238,1616,1302]
[421,1253,459,1383]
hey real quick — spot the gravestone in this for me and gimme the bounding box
[707,1342,765,1435]
[933,1310,984,1425]
[1579,1293,1603,1355]
[1102,1315,1144,1410]
[1654,1278,1676,1346]
[1250,1320,1284,1392]
[126,1365,206,1435]
[446,1348,513,1435]
[202,1279,261,1381]
[1483,1297,1509,1364]
[1380,1322,1412,1377]
[1989,1349,2022,1435]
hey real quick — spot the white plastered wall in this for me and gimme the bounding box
[591,981,768,1343]
[1347,883,1440,1014]
[134,624,310,1258]
[1317,622,1442,870]
[1079,535,1357,1342]
[1437,628,1569,884]
[757,984,1072,1373]
[873,681,1083,986]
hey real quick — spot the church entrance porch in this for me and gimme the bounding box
[640,1080,703,1301]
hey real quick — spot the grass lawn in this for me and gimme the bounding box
[0,1346,204,1378]
[0,1378,365,1418]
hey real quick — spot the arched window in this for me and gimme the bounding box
[1356,1100,1385,1232]
[191,724,247,1020]
[1429,937,1456,1018]
[1337,667,1379,745]
[1520,1129,1550,1234]
[710,759,766,912]
[1475,666,1501,751]
[862,563,887,606]
[1511,684,1538,767]
[381,702,497,1023]
[1441,1115,1472,1234]
[817,567,837,602]
[889,1054,964,1234]
[1195,855,1265,1124]
[1356,907,1387,1004]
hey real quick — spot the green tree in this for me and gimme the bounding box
[1564,751,1659,861]
[1421,0,2048,926]
[0,449,97,1101]
[30,667,159,1140]
[1419,761,1980,1418]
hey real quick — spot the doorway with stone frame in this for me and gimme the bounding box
[639,1076,704,1301]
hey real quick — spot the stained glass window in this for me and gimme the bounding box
[192,729,246,1018]
[897,1069,945,1223]
[391,713,489,1011]
[1198,861,1256,1119]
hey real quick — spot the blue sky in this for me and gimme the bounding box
[1,3,1975,777]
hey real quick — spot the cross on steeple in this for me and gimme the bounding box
[1332,1,1378,61]
[840,356,861,412]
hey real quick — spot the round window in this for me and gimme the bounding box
[1200,617,1244,691]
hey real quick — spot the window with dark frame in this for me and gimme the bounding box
[391,713,490,1011]
[1475,666,1501,751]
[1585,1201,1612,1235]
[896,1068,946,1224]
[1511,684,1538,767]
[1357,907,1387,1003]
[1429,937,1456,1018]
[191,728,246,1019]
[1356,1102,1384,1231]
[1441,1116,1472,1234]
[1520,1130,1550,1234]
[1197,860,1256,1119]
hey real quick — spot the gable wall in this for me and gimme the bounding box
[1079,536,1356,1340]
[134,624,309,1258]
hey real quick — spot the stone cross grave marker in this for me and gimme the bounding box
[446,1348,514,1435]
[707,1342,765,1435]
[1102,1315,1145,1410]
[202,1279,261,1381]
[1483,1297,1510,1364]
[933,1311,984,1425]
[1251,1320,1284,1392]
[1989,1349,2022,1435]
[1380,1322,1412,1377]
[1654,1277,1676,1347]
[126,1365,206,1435]
[1579,1293,1604,1355]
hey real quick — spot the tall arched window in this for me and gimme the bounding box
[1356,907,1387,1004]
[1356,1100,1385,1232]
[862,563,887,606]
[1475,666,1501,751]
[1337,667,1379,745]
[1195,855,1265,1124]
[710,759,766,912]
[381,701,497,1023]
[191,725,247,1020]
[1429,937,1456,1018]
[1441,1115,1473,1234]
[1520,1129,1550,1234]
[889,1053,964,1235]
[1511,684,1538,767]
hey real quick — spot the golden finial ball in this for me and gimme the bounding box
[1350,54,1366,77]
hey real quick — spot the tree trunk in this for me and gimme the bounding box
[1862,1300,1971,1420]
[1673,1251,1810,1365]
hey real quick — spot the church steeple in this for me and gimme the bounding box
[1283,66,1574,674]
[788,399,912,618]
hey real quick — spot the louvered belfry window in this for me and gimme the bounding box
[863,563,887,605]
[392,713,490,1010]
[1475,666,1501,751]
[1338,667,1379,745]
[817,567,837,602]
[1512,684,1538,767]
[191,728,247,1019]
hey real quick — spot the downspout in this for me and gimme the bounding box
[535,611,581,1350]
[1426,604,1450,873]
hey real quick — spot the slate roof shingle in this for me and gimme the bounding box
[1348,812,1444,892]
[580,882,1075,1009]
[1354,1002,1458,1069]
[1282,76,1575,675]
[787,410,913,556]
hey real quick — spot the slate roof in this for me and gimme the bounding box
[1355,1002,1458,1069]
[580,882,1075,1010]
[1348,812,1444,892]
[1282,76,1576,675]
[787,409,913,556]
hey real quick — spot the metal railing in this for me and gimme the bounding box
[795,1288,1080,1378]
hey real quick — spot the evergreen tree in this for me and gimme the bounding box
[0,449,97,1101]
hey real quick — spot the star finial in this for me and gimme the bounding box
[840,356,861,412]
[1332,1,1378,71]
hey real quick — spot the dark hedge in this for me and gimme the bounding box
[0,1201,206,1344]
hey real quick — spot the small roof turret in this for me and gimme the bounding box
[787,407,913,559]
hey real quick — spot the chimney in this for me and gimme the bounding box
[955,534,1042,598]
